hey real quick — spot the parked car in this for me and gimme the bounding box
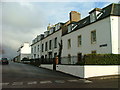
[1,58,9,65]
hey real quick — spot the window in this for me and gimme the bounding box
[31,48,33,53]
[68,54,71,64]
[38,55,39,58]
[54,37,57,48]
[45,55,47,59]
[77,53,82,62]
[34,54,36,58]
[54,53,57,58]
[68,25,71,33]
[92,50,96,54]
[90,13,96,23]
[45,42,48,51]
[34,46,36,52]
[38,45,39,51]
[49,40,52,50]
[42,44,44,52]
[78,35,82,47]
[91,30,96,44]
[68,39,71,49]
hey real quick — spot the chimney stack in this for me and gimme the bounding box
[70,11,81,22]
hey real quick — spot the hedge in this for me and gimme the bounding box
[83,54,120,65]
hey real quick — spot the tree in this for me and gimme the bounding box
[58,40,63,64]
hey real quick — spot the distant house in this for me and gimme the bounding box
[17,42,31,62]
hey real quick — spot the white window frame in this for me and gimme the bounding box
[78,35,82,47]
[68,39,71,49]
[91,30,96,44]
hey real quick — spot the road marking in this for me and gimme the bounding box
[12,82,23,85]
[79,79,93,83]
[55,80,65,83]
[40,81,52,84]
[84,80,93,83]
[68,79,79,82]
[79,79,85,81]
[0,83,9,85]
[28,81,37,85]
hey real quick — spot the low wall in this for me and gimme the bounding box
[56,65,84,78]
[56,65,119,78]
[40,64,53,70]
[84,65,120,78]
[40,64,119,78]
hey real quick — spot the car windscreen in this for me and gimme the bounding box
[2,58,8,60]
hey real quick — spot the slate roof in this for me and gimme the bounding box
[63,3,120,36]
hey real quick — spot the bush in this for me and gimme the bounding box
[84,54,120,65]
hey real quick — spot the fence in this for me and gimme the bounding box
[61,56,79,65]
[22,54,120,66]
[60,54,120,65]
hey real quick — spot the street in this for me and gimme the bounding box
[1,61,119,89]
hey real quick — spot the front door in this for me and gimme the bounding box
[53,52,57,71]
[49,52,52,59]
[78,53,82,62]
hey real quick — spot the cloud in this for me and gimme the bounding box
[2,2,48,58]
[2,2,46,28]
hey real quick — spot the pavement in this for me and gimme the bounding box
[88,75,120,80]
[1,61,119,89]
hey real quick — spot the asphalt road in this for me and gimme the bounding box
[1,61,119,89]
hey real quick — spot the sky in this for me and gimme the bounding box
[0,0,119,59]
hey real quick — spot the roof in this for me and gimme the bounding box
[63,3,120,36]
[89,8,102,14]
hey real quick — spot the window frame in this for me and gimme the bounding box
[45,42,48,51]
[38,45,39,52]
[91,50,97,54]
[78,35,82,47]
[49,40,52,50]
[68,39,71,49]
[54,37,57,48]
[91,30,96,44]
[42,44,44,52]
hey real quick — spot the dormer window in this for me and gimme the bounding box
[89,8,102,23]
[37,35,40,41]
[90,12,96,23]
[44,31,49,37]
[55,23,61,31]
[68,24,72,33]
[68,23,77,33]
[49,27,54,34]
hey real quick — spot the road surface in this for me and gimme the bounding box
[1,61,119,89]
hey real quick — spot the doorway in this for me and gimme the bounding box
[77,53,82,62]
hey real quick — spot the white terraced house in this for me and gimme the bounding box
[31,11,80,60]
[31,3,120,64]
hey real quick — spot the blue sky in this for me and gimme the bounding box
[1,0,119,58]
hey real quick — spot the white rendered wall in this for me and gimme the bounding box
[40,64,53,70]
[119,17,120,54]
[56,65,84,78]
[110,16,119,54]
[21,43,31,54]
[84,65,119,78]
[62,17,112,57]
[40,64,119,78]
[41,30,62,58]
[31,30,62,59]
